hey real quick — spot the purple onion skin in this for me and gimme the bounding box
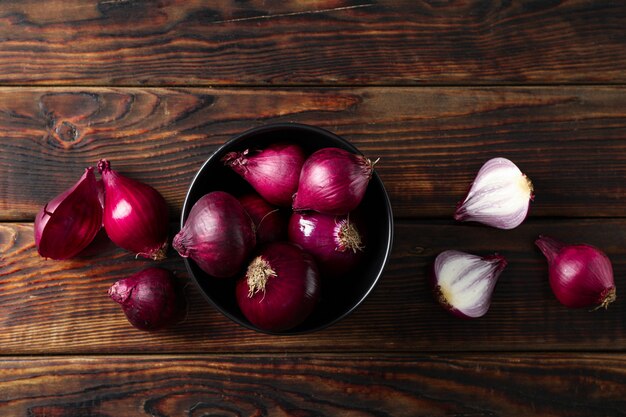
[293,147,375,215]
[173,191,256,278]
[288,211,365,278]
[34,167,103,260]
[222,142,306,207]
[238,193,288,244]
[535,235,616,309]
[109,267,185,331]
[236,242,320,332]
[98,160,169,260]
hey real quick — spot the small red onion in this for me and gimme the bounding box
[109,267,186,331]
[236,242,320,332]
[98,159,169,260]
[288,211,365,278]
[432,250,507,319]
[173,191,256,278]
[222,142,306,207]
[454,158,534,230]
[238,193,288,244]
[34,167,103,260]
[535,235,616,309]
[293,147,376,215]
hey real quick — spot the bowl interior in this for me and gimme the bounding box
[181,123,393,334]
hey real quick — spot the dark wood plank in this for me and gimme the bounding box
[1,86,626,220]
[0,1,624,85]
[1,219,625,354]
[0,354,624,416]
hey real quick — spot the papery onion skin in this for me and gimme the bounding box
[293,147,376,215]
[173,191,256,278]
[238,193,288,245]
[98,159,169,260]
[34,167,103,260]
[288,211,365,278]
[235,242,320,332]
[432,250,507,319]
[109,267,186,331]
[454,157,533,230]
[222,142,306,207]
[535,235,616,309]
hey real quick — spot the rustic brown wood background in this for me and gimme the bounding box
[1,1,625,415]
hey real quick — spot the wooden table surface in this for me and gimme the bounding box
[1,1,625,415]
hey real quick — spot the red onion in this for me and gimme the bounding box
[432,250,507,319]
[109,267,186,331]
[288,211,365,278]
[535,235,616,309]
[293,147,376,215]
[236,242,320,332]
[173,191,256,278]
[455,157,534,230]
[222,142,306,207]
[98,159,169,260]
[34,167,103,260]
[238,193,288,245]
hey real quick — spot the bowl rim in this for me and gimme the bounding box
[179,122,394,335]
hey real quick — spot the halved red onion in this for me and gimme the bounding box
[222,142,306,207]
[173,191,256,278]
[109,267,186,331]
[236,242,320,332]
[98,159,169,260]
[432,250,507,319]
[454,158,534,230]
[288,211,365,278]
[34,167,103,260]
[536,235,616,309]
[238,192,288,244]
[293,147,376,215]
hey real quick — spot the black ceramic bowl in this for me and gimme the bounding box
[180,123,394,334]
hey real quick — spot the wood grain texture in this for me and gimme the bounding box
[1,219,625,354]
[0,354,625,417]
[0,0,624,85]
[1,86,626,220]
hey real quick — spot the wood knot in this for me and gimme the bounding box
[410,246,427,255]
[55,121,80,142]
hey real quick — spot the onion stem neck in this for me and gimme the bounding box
[363,156,379,180]
[97,159,111,174]
[246,256,276,298]
[535,235,565,263]
[221,150,249,173]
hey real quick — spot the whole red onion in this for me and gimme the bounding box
[288,211,365,278]
[34,167,103,260]
[98,159,169,260]
[222,142,306,207]
[236,242,320,332]
[536,235,616,309]
[293,147,376,215]
[238,193,288,245]
[173,191,256,278]
[109,267,186,331]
